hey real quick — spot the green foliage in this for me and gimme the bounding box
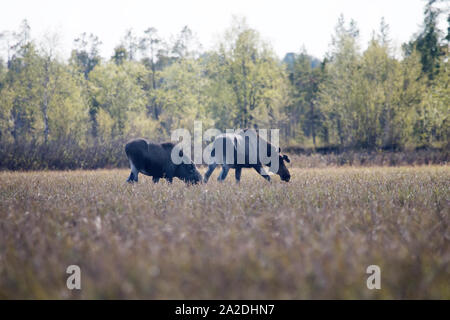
[111,46,127,65]
[42,60,89,144]
[157,58,212,132]
[70,32,101,79]
[411,0,444,80]
[318,13,448,150]
[319,16,362,147]
[420,58,450,147]
[210,17,289,129]
[88,61,147,140]
[286,50,326,146]
[0,8,448,169]
[3,43,42,144]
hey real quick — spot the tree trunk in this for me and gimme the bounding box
[337,118,344,146]
[310,101,316,148]
[42,64,50,144]
[43,86,49,144]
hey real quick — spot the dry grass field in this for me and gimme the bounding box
[0,166,449,299]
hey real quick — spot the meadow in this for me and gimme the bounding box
[0,165,448,299]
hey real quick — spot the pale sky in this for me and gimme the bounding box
[0,0,448,60]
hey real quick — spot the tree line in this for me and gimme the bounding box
[0,1,448,169]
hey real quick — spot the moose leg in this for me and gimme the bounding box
[235,167,242,183]
[203,162,218,183]
[254,165,271,182]
[218,165,230,182]
[152,176,160,183]
[127,160,139,183]
[126,171,135,183]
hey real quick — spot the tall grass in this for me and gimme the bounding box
[0,166,448,299]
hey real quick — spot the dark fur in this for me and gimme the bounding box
[125,138,202,184]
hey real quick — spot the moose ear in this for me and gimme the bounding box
[283,154,290,163]
[179,149,183,157]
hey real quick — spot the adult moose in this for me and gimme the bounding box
[125,138,202,184]
[203,129,291,183]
